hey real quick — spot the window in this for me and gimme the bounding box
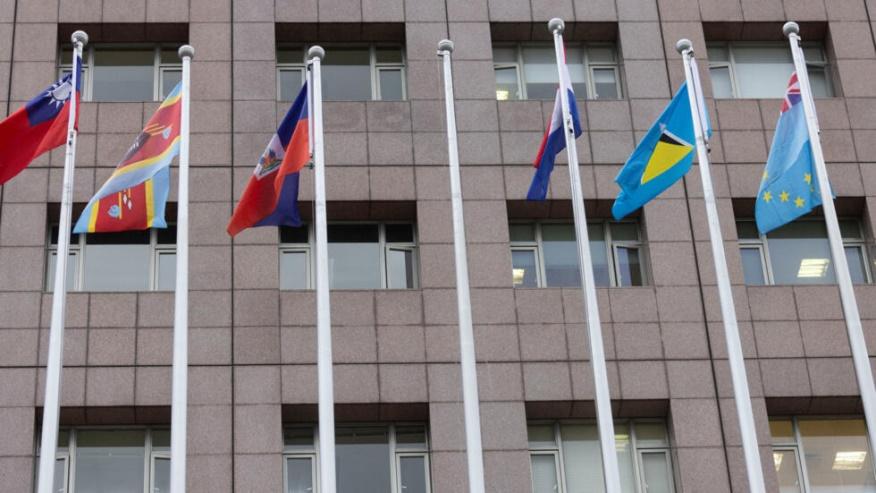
[529,420,675,493]
[47,225,177,292]
[493,44,621,101]
[737,219,870,285]
[284,424,431,493]
[707,42,831,99]
[59,45,182,102]
[510,221,646,288]
[280,223,418,290]
[36,428,170,493]
[277,45,406,101]
[770,417,876,493]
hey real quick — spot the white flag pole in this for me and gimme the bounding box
[784,22,876,449]
[307,45,337,493]
[548,18,622,492]
[437,39,486,493]
[170,44,194,493]
[676,39,766,493]
[36,30,87,493]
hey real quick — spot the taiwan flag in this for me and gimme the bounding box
[227,82,310,236]
[0,56,81,184]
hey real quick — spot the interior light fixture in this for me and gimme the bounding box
[833,451,867,471]
[797,258,830,278]
[512,268,526,285]
[496,90,510,101]
[773,452,783,470]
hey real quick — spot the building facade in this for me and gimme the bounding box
[1,0,876,491]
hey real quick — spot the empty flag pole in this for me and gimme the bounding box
[784,21,876,449]
[437,40,486,493]
[36,30,87,493]
[677,39,766,492]
[170,44,194,493]
[549,18,622,492]
[308,45,338,493]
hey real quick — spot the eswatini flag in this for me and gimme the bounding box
[73,82,182,233]
[0,56,81,184]
[227,82,309,236]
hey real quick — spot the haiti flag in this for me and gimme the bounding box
[0,56,81,184]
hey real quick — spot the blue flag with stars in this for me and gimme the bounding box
[755,72,822,234]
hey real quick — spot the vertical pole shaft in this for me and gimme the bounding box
[170,44,194,493]
[784,22,876,450]
[37,30,87,493]
[308,45,337,493]
[677,40,766,493]
[548,18,621,492]
[437,40,486,493]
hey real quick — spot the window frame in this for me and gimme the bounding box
[278,222,420,290]
[276,44,406,101]
[510,220,648,288]
[736,218,872,285]
[707,41,832,99]
[492,42,623,101]
[58,44,182,102]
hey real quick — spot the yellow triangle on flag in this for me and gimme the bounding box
[640,130,693,185]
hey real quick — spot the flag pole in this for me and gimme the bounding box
[676,39,766,492]
[784,22,876,449]
[307,45,337,493]
[548,18,622,492]
[437,39,486,493]
[170,44,194,493]
[36,30,87,493]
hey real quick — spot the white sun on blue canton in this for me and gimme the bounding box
[44,78,72,109]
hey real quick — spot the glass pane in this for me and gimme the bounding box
[399,456,428,493]
[152,430,171,449]
[527,424,556,448]
[610,223,638,242]
[770,419,797,445]
[284,427,315,451]
[376,47,403,64]
[808,67,831,98]
[531,454,560,493]
[797,419,876,493]
[281,225,309,244]
[542,224,581,287]
[152,457,171,493]
[385,224,414,243]
[395,426,427,449]
[83,244,151,291]
[328,225,381,289]
[614,422,638,493]
[280,69,304,101]
[157,226,177,244]
[732,45,795,99]
[322,48,372,101]
[510,224,536,242]
[160,49,180,64]
[51,225,81,245]
[387,248,415,289]
[47,251,78,292]
[493,47,518,64]
[587,46,616,63]
[840,220,862,239]
[54,457,66,493]
[615,247,643,287]
[740,248,766,285]
[706,44,729,62]
[161,69,181,98]
[92,49,154,102]
[286,457,314,493]
[74,430,146,493]
[512,250,539,287]
[766,221,835,284]
[336,427,391,493]
[803,46,826,62]
[522,46,562,100]
[773,450,803,493]
[378,69,404,100]
[277,48,304,64]
[559,423,638,493]
[588,223,610,287]
[846,246,868,285]
[156,252,176,291]
[495,66,520,101]
[592,68,618,99]
[280,251,308,290]
[710,66,733,99]
[736,221,760,240]
[641,452,673,493]
[634,422,669,448]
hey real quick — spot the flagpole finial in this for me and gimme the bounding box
[437,39,454,54]
[548,18,565,34]
[783,21,800,38]
[675,38,692,55]
[178,45,195,60]
[71,30,88,47]
[308,45,325,61]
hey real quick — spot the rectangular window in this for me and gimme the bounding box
[510,221,647,288]
[280,223,418,290]
[59,45,182,102]
[283,424,431,493]
[736,219,871,285]
[493,43,621,101]
[277,45,406,101]
[707,42,831,99]
[528,420,675,493]
[47,224,177,292]
[36,427,170,493]
[770,417,876,493]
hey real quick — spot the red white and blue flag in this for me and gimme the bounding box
[0,56,81,185]
[527,48,583,200]
[227,82,310,236]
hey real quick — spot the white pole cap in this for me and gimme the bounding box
[437,39,454,53]
[308,45,325,61]
[548,18,565,34]
[178,44,195,60]
[71,30,88,46]
[676,38,693,54]
[783,21,800,38]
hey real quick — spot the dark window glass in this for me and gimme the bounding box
[281,226,309,244]
[385,224,414,243]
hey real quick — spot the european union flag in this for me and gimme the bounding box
[612,82,698,220]
[755,73,821,234]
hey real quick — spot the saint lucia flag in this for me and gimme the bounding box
[612,81,700,220]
